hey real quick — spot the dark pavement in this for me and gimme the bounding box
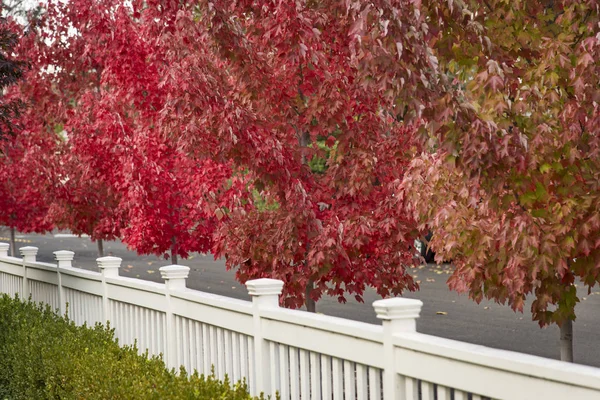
[2,228,599,368]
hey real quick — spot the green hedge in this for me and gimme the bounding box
[0,294,266,399]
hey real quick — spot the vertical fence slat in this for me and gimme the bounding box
[356,364,368,400]
[289,347,300,399]
[202,324,210,374]
[248,337,255,395]
[278,344,290,400]
[421,381,435,400]
[209,326,217,375]
[177,316,184,368]
[332,358,343,400]
[269,341,280,397]
[232,332,240,382]
[321,355,332,400]
[194,321,202,375]
[125,303,131,345]
[162,312,168,356]
[225,329,233,379]
[299,349,310,399]
[310,351,322,400]
[239,334,248,385]
[344,360,356,400]
[217,328,225,380]
[437,385,451,400]
[369,368,382,400]
[150,308,157,355]
[405,377,418,400]
[82,293,87,325]
[453,390,467,400]
[118,302,124,343]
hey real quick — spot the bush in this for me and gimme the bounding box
[0,294,265,399]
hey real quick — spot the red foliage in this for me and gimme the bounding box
[137,1,423,306]
[0,18,55,234]
[21,0,236,260]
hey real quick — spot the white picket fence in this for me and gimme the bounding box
[1,242,600,399]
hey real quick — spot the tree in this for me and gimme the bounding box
[10,0,127,256]
[0,125,56,254]
[23,0,236,262]
[136,0,424,310]
[400,0,600,362]
[0,14,24,140]
[0,14,53,255]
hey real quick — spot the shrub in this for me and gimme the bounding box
[0,294,265,399]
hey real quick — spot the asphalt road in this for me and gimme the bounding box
[2,229,599,368]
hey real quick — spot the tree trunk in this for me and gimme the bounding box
[560,318,574,362]
[9,227,15,257]
[170,237,178,265]
[305,279,316,313]
[299,130,317,313]
[97,239,104,258]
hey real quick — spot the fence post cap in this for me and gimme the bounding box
[96,256,122,269]
[159,265,190,280]
[19,246,39,256]
[53,250,75,261]
[373,298,423,320]
[0,242,9,250]
[246,278,284,296]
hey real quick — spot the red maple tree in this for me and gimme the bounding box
[135,1,424,309]
[23,0,237,261]
[0,16,55,254]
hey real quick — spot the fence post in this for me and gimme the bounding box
[54,250,74,318]
[97,256,121,325]
[19,246,38,298]
[159,264,190,370]
[0,242,9,257]
[246,278,284,397]
[373,297,423,400]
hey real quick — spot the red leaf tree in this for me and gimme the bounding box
[13,0,128,255]
[137,1,425,309]
[399,0,600,361]
[0,15,55,255]
[25,0,236,261]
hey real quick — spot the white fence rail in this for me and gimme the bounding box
[0,242,599,399]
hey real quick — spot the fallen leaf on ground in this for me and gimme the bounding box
[126,265,134,269]
[436,311,448,315]
[147,270,155,274]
